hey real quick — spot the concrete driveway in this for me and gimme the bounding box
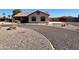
[18,24,79,50]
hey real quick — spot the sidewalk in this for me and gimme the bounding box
[61,24,79,31]
[48,22,79,31]
[0,22,17,25]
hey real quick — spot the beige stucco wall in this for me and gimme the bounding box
[28,12,49,23]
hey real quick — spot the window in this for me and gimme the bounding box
[41,16,45,21]
[32,16,36,21]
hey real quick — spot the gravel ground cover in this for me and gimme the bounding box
[0,27,53,50]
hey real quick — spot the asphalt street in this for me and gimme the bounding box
[18,24,79,50]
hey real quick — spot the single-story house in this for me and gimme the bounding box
[13,10,49,23]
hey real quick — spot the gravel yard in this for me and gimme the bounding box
[0,27,53,50]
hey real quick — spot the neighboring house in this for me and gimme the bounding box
[49,16,67,22]
[49,16,79,22]
[13,10,49,23]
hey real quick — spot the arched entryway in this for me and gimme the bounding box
[20,17,29,23]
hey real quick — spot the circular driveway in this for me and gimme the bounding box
[18,24,79,50]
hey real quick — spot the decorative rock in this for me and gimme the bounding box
[61,24,65,27]
[6,26,16,30]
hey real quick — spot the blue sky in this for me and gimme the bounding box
[0,9,79,17]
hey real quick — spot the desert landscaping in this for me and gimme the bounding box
[0,9,79,50]
[0,23,54,50]
[0,21,78,50]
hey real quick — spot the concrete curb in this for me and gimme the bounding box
[23,27,55,50]
[39,33,55,50]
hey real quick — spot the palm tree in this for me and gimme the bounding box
[2,13,6,21]
[3,13,5,16]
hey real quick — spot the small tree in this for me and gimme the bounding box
[12,9,21,17]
